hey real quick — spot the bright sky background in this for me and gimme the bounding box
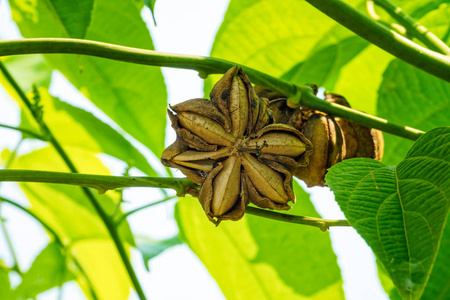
[0,0,389,299]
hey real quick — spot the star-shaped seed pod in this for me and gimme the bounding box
[161,67,312,224]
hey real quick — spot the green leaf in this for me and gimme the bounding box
[10,0,168,156]
[204,0,363,94]
[377,261,402,300]
[326,127,450,300]
[419,2,450,42]
[14,242,74,299]
[421,214,450,299]
[378,60,450,165]
[176,182,344,299]
[1,55,52,92]
[332,45,392,115]
[282,34,369,91]
[71,239,132,300]
[0,261,13,300]
[20,88,156,176]
[377,215,450,300]
[205,0,385,114]
[44,0,94,38]
[135,234,182,271]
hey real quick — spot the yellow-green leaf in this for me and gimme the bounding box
[20,88,156,176]
[10,0,167,156]
[175,182,344,299]
[12,147,133,298]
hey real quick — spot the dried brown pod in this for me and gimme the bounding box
[161,66,312,224]
[256,87,384,187]
[325,93,384,161]
[293,114,344,187]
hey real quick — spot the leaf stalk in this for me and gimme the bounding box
[245,206,350,231]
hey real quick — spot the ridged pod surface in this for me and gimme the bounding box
[162,67,312,224]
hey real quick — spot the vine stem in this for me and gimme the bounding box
[0,169,197,196]
[245,206,350,231]
[0,62,147,300]
[304,0,450,79]
[370,0,450,56]
[0,139,25,275]
[0,169,351,230]
[114,196,175,225]
[0,204,22,274]
[0,38,428,141]
[0,123,48,140]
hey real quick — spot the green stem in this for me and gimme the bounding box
[0,123,48,140]
[0,171,350,230]
[245,206,350,231]
[366,1,408,35]
[0,204,22,274]
[0,62,147,300]
[3,138,23,172]
[0,139,25,275]
[304,0,450,80]
[0,38,296,96]
[71,257,99,300]
[371,0,450,56]
[301,90,422,140]
[115,196,175,225]
[0,38,425,140]
[0,197,63,245]
[0,169,197,196]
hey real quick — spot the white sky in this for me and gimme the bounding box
[0,0,388,299]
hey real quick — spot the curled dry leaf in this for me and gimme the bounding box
[162,67,312,224]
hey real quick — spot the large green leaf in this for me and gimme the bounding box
[43,0,94,38]
[377,214,450,299]
[326,127,450,300]
[19,88,156,176]
[204,0,363,94]
[14,242,74,299]
[10,0,167,156]
[282,33,369,91]
[421,214,450,299]
[378,60,450,166]
[176,182,344,299]
[332,45,392,115]
[377,261,402,300]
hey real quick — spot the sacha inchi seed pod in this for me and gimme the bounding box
[257,88,384,188]
[161,67,312,224]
